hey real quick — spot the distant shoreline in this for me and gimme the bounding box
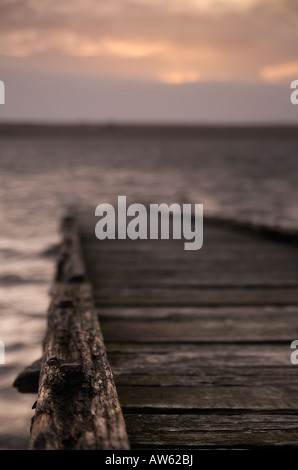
[0,122,297,139]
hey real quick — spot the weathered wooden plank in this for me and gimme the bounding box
[85,270,298,288]
[105,342,293,358]
[83,251,298,264]
[30,284,129,450]
[100,317,298,342]
[124,414,298,449]
[111,368,298,387]
[77,213,298,448]
[97,305,298,320]
[107,343,297,376]
[107,349,293,370]
[81,226,298,248]
[83,244,298,259]
[94,287,298,306]
[28,215,129,450]
[117,385,298,410]
[82,214,298,298]
[105,344,292,368]
[83,239,298,254]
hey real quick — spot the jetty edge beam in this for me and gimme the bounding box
[14,214,129,450]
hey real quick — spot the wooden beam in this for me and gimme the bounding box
[28,215,129,450]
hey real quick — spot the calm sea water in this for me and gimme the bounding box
[1,131,298,448]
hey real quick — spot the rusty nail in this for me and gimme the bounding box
[47,356,62,367]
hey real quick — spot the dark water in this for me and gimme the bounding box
[1,129,298,448]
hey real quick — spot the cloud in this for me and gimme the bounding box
[0,0,297,83]
[0,30,168,59]
[0,0,262,21]
[262,61,298,82]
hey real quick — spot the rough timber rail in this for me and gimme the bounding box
[15,210,298,449]
[14,214,129,450]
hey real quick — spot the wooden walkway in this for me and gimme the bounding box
[77,213,298,449]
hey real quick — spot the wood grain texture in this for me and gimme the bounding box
[76,212,298,449]
[100,317,298,342]
[105,342,293,366]
[94,287,298,307]
[117,385,298,410]
[124,414,298,449]
[97,305,298,320]
[29,216,129,450]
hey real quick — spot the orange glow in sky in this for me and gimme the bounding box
[0,0,297,85]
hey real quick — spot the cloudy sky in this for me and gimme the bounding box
[0,0,297,123]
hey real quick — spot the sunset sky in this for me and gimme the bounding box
[0,0,298,123]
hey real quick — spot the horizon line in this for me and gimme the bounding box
[0,121,298,128]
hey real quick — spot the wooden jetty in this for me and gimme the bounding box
[15,211,298,449]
